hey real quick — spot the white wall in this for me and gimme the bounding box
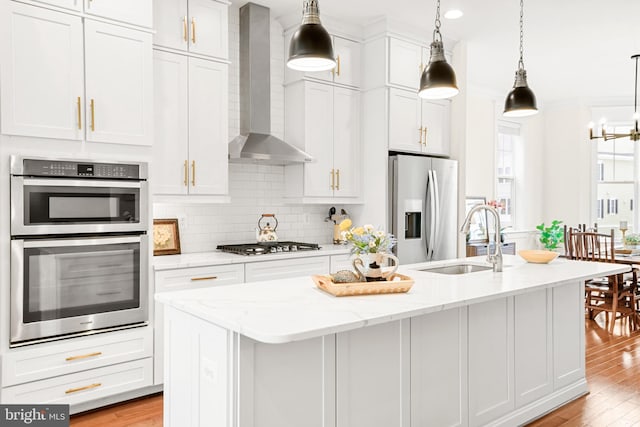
[153,5,341,253]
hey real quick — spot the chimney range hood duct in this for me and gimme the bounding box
[229,3,313,165]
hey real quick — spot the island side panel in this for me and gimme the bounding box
[237,334,336,427]
[335,319,411,427]
[553,281,586,389]
[410,307,468,427]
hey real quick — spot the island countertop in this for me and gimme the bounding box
[155,255,628,344]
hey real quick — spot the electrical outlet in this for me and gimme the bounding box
[177,215,187,230]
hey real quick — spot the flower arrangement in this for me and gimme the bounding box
[625,233,640,246]
[338,219,397,255]
[487,199,504,209]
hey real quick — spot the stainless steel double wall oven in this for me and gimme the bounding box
[10,156,149,345]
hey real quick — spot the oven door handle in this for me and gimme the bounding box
[18,177,143,189]
[21,236,143,248]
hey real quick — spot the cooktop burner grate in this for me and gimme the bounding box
[216,241,320,255]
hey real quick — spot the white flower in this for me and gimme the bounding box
[368,241,376,248]
[375,230,385,238]
[364,224,374,232]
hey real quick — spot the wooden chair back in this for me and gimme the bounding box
[567,229,615,263]
[564,223,599,258]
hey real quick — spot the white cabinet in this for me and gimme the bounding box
[1,3,84,140]
[84,20,153,146]
[388,87,450,156]
[84,0,152,28]
[285,34,361,88]
[1,1,153,145]
[245,256,330,283]
[153,50,228,196]
[154,263,243,385]
[553,281,585,389]
[285,81,361,201]
[336,320,409,427]
[330,253,353,272]
[388,38,424,90]
[32,0,82,13]
[411,308,467,427]
[153,0,228,60]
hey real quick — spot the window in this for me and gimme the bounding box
[594,123,634,232]
[496,122,521,227]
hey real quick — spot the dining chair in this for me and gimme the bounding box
[563,223,598,258]
[567,229,637,333]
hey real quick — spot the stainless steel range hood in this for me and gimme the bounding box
[229,3,313,165]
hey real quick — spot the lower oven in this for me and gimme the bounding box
[10,234,148,346]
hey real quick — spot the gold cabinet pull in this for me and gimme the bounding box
[336,55,341,76]
[419,63,424,73]
[183,160,188,186]
[330,169,335,190]
[191,161,196,186]
[191,17,196,43]
[418,127,423,145]
[183,16,188,42]
[66,351,102,362]
[90,99,95,131]
[423,127,428,146]
[191,276,217,281]
[65,383,101,394]
[77,96,82,130]
[336,169,340,190]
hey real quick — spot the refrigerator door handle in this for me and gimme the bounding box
[432,169,441,259]
[425,170,431,257]
[426,170,437,260]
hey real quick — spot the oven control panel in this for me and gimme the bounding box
[20,159,142,179]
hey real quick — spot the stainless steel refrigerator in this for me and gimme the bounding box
[389,154,458,264]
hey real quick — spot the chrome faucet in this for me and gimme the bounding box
[461,205,503,272]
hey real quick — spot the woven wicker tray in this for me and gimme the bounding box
[312,273,414,297]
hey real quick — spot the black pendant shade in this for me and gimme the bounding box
[504,69,538,117]
[287,0,336,72]
[419,42,459,100]
[287,23,335,71]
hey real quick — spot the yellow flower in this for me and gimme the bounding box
[339,218,352,231]
[353,227,364,236]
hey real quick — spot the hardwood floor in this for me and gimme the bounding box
[69,317,640,427]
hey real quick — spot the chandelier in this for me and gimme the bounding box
[589,54,640,142]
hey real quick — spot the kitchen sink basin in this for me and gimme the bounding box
[419,264,494,275]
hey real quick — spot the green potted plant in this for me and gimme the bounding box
[536,220,564,251]
[625,233,640,248]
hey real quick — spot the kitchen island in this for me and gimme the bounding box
[156,255,628,427]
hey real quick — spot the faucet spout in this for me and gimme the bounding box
[461,204,503,272]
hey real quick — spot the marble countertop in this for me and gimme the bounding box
[153,244,352,270]
[155,255,628,344]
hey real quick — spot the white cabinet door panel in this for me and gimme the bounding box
[553,281,585,389]
[333,87,360,198]
[388,38,421,90]
[422,99,450,157]
[1,3,84,140]
[187,57,228,195]
[188,0,228,59]
[304,82,334,198]
[388,88,422,153]
[32,0,82,12]
[411,308,467,427]
[245,257,330,283]
[85,21,153,145]
[468,297,515,426]
[153,50,189,195]
[153,0,189,51]
[333,36,360,88]
[84,0,153,28]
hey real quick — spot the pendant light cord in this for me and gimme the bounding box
[635,55,638,116]
[518,0,525,71]
[433,0,442,42]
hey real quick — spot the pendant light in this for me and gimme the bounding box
[418,0,459,100]
[287,0,336,72]
[589,55,640,141]
[504,0,538,117]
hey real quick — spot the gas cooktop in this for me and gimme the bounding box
[216,241,320,256]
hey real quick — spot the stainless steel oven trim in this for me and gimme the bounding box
[11,176,148,236]
[20,178,145,188]
[10,234,149,344]
[10,155,149,179]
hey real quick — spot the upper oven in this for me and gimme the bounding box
[10,156,148,236]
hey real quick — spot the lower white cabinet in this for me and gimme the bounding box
[2,358,152,406]
[330,253,353,273]
[245,256,330,283]
[553,281,585,388]
[154,263,244,385]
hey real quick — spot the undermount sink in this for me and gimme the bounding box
[419,264,494,275]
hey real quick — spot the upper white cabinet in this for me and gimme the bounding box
[153,0,228,61]
[31,0,82,12]
[84,21,153,146]
[1,3,84,140]
[153,50,228,196]
[388,38,424,90]
[285,81,361,202]
[388,88,450,156]
[285,33,361,88]
[84,0,152,28]
[1,1,153,145]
